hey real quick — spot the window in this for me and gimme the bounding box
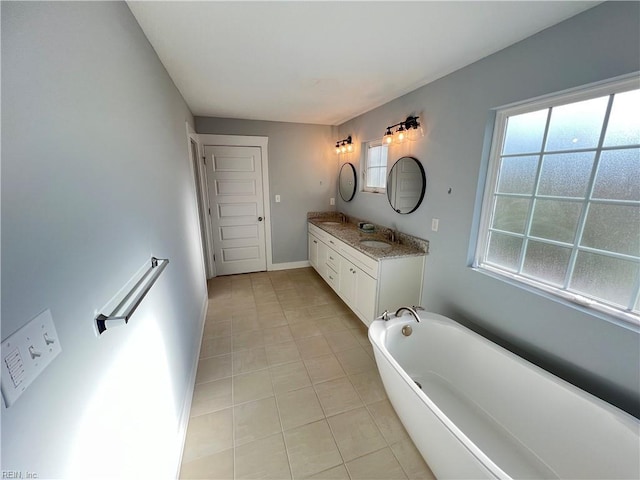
[475,76,640,324]
[362,140,388,193]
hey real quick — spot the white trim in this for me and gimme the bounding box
[186,123,215,279]
[174,293,208,478]
[270,260,311,271]
[474,109,509,268]
[472,266,640,333]
[198,134,273,272]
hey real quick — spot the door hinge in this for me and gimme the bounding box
[208,208,211,215]
[202,156,206,165]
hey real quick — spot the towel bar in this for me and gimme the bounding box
[95,257,169,335]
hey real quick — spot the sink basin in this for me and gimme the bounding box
[321,221,342,226]
[360,240,393,250]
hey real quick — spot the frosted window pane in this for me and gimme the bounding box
[486,232,522,271]
[503,109,548,155]
[497,156,538,194]
[592,148,640,201]
[530,199,582,243]
[581,204,640,256]
[367,167,386,189]
[538,152,594,197]
[492,197,530,234]
[368,146,388,168]
[571,252,638,307]
[522,241,571,286]
[603,89,640,147]
[545,96,608,151]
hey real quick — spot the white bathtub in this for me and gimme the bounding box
[369,311,640,479]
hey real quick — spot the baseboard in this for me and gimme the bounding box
[269,260,311,271]
[174,292,208,477]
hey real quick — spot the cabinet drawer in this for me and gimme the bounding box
[308,223,329,242]
[325,264,339,290]
[326,247,340,271]
[338,242,378,279]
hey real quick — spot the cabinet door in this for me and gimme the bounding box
[339,257,357,304]
[308,233,319,270]
[355,270,377,325]
[318,241,328,279]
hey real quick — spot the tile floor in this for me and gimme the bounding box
[180,267,435,480]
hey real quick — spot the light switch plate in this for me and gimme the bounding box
[1,309,61,407]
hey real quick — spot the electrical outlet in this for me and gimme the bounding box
[431,218,439,232]
[330,197,335,205]
[275,194,281,203]
[1,309,61,407]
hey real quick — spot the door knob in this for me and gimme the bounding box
[258,216,263,221]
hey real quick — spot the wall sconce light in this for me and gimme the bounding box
[383,116,424,145]
[335,135,354,155]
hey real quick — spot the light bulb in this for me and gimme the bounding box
[395,125,407,144]
[346,143,354,153]
[335,144,341,155]
[383,128,394,145]
[407,125,424,141]
[341,144,347,153]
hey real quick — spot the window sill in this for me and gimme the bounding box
[470,264,640,332]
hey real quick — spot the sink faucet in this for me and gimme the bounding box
[386,228,397,243]
[338,213,347,224]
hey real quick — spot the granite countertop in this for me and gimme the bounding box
[308,212,428,261]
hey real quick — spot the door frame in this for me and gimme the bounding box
[199,134,272,274]
[186,124,216,278]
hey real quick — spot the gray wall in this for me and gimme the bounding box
[195,117,336,265]
[2,2,206,476]
[337,1,640,417]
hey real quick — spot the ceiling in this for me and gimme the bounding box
[127,1,599,126]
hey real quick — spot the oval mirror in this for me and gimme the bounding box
[339,162,357,202]
[386,156,426,214]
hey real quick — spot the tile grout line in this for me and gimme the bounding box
[189,269,429,479]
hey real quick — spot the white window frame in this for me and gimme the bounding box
[474,74,640,326]
[361,140,388,194]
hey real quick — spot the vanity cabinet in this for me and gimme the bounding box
[308,222,425,326]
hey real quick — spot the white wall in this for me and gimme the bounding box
[1,2,207,476]
[337,2,640,417]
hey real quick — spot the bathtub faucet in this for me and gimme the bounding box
[395,306,423,323]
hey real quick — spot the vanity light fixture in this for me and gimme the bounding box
[335,135,354,155]
[383,116,424,145]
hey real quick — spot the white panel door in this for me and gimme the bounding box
[205,145,266,275]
